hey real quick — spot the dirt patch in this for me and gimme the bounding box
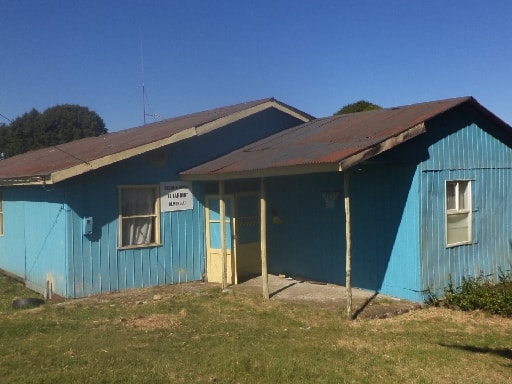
[57,281,211,307]
[57,276,422,319]
[120,312,184,331]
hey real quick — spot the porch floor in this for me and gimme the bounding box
[230,274,423,319]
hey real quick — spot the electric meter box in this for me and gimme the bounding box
[83,217,93,235]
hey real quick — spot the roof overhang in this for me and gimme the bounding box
[0,128,197,186]
[338,122,426,171]
[180,122,427,181]
[0,99,312,186]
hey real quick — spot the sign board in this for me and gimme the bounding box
[160,181,193,212]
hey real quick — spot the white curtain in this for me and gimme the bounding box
[121,188,155,246]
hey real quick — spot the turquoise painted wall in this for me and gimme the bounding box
[418,106,512,298]
[0,107,306,298]
[265,104,512,302]
[350,164,421,300]
[266,165,421,301]
[0,186,68,296]
[61,107,302,298]
[267,173,345,284]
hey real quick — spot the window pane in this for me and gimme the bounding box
[447,213,470,244]
[459,181,469,209]
[446,182,456,210]
[122,217,155,245]
[121,188,155,216]
[209,222,232,250]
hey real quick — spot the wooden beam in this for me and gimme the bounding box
[219,180,227,290]
[260,178,270,299]
[344,171,353,319]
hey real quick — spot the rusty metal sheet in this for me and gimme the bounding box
[0,98,280,182]
[181,96,511,179]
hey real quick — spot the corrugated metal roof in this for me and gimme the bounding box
[180,97,512,180]
[0,98,313,185]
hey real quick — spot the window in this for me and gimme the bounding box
[118,185,160,248]
[445,180,472,247]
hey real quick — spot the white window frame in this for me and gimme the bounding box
[445,180,472,247]
[118,185,161,249]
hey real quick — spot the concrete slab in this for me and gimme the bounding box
[230,274,422,319]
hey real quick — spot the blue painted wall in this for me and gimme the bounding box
[0,107,305,298]
[0,186,68,296]
[266,165,421,301]
[350,163,421,300]
[265,104,512,302]
[267,173,346,284]
[418,106,512,299]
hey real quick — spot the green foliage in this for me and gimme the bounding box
[334,100,382,115]
[0,104,106,157]
[436,270,512,317]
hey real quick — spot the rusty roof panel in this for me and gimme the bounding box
[0,98,311,184]
[181,97,511,179]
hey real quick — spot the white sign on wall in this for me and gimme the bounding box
[160,181,193,212]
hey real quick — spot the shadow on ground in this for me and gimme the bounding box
[231,274,423,319]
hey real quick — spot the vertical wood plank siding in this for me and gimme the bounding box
[419,107,512,298]
[266,168,421,301]
[0,186,68,295]
[350,163,421,301]
[65,162,207,298]
[58,107,303,298]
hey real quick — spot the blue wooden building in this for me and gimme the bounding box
[182,97,512,302]
[0,99,312,299]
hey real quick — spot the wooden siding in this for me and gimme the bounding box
[0,186,68,296]
[265,167,421,301]
[419,108,512,297]
[0,106,305,298]
[350,164,421,301]
[267,173,346,284]
[63,150,209,298]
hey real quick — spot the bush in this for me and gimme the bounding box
[439,270,512,317]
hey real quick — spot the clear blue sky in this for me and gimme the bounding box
[1,1,511,132]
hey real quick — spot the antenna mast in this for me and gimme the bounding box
[140,41,161,125]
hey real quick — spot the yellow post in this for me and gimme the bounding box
[344,171,353,319]
[219,180,227,290]
[260,178,269,299]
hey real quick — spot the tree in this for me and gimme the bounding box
[335,100,382,115]
[0,104,107,157]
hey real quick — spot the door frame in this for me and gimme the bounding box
[205,194,236,284]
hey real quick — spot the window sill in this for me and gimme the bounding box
[118,243,162,250]
[446,241,473,248]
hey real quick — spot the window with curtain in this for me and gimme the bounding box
[446,180,472,247]
[118,186,160,248]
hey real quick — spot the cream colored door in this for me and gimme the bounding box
[205,195,235,284]
[234,194,261,281]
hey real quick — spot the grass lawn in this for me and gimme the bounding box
[1,274,511,383]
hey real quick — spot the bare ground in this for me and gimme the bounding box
[58,274,423,319]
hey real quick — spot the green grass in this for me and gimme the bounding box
[1,275,511,383]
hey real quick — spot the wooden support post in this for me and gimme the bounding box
[260,178,269,299]
[344,171,353,319]
[219,180,227,290]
